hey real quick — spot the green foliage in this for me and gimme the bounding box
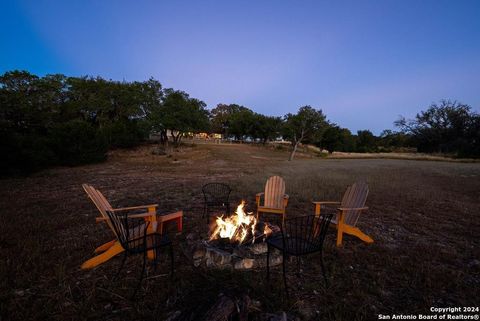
[356,130,377,153]
[283,106,328,160]
[396,100,480,157]
[283,106,328,145]
[0,70,163,175]
[228,108,256,140]
[250,114,283,144]
[157,89,210,145]
[101,120,147,148]
[50,120,107,165]
[320,125,356,153]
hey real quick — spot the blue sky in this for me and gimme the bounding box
[1,0,479,134]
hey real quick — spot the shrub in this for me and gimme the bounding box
[49,120,107,166]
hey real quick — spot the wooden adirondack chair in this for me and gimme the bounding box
[313,182,373,247]
[256,176,289,224]
[81,184,183,269]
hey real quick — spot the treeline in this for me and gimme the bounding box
[0,71,209,175]
[1,70,479,175]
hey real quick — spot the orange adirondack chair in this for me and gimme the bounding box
[81,184,183,269]
[256,176,289,224]
[313,181,372,247]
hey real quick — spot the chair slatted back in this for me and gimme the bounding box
[105,210,129,248]
[82,184,114,231]
[280,214,333,254]
[202,183,232,205]
[264,176,286,209]
[340,182,369,226]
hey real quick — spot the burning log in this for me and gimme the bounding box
[209,201,278,245]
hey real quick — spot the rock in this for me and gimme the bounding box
[251,242,268,254]
[234,258,254,270]
[193,248,206,260]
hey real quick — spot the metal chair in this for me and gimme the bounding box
[266,214,333,296]
[202,183,232,224]
[106,210,174,299]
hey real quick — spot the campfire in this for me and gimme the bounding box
[188,201,282,270]
[209,201,273,245]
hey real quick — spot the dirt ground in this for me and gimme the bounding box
[1,143,479,321]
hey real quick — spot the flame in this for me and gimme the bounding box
[209,201,259,245]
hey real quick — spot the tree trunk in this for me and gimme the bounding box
[160,129,168,147]
[289,141,300,161]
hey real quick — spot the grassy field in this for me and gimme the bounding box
[1,143,479,320]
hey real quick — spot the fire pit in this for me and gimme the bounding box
[185,202,283,270]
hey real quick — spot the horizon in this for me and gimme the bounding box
[1,0,479,135]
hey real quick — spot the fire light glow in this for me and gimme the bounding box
[209,201,259,245]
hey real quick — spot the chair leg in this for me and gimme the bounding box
[205,206,210,225]
[131,250,147,300]
[282,252,289,298]
[320,252,328,287]
[153,247,158,272]
[169,244,174,278]
[266,243,270,282]
[114,251,128,281]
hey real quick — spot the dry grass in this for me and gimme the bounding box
[0,143,479,320]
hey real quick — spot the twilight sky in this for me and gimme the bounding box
[1,0,479,134]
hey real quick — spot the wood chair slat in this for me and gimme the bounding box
[313,181,372,246]
[81,183,183,270]
[257,176,288,223]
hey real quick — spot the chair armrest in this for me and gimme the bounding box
[256,192,264,206]
[312,201,341,205]
[313,201,341,216]
[283,194,289,207]
[337,206,369,211]
[112,204,158,212]
[95,211,156,223]
[127,212,157,219]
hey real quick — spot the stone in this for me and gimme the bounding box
[234,258,254,270]
[251,242,268,255]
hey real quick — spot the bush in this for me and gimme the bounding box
[101,121,147,149]
[0,131,56,176]
[49,120,108,166]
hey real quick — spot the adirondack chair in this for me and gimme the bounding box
[81,184,183,269]
[313,182,373,247]
[256,176,289,224]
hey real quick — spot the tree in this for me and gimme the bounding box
[250,114,283,144]
[395,100,480,156]
[283,106,328,161]
[158,89,210,146]
[0,70,168,174]
[356,130,377,152]
[210,103,252,138]
[320,125,355,153]
[378,130,412,151]
[228,108,256,140]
